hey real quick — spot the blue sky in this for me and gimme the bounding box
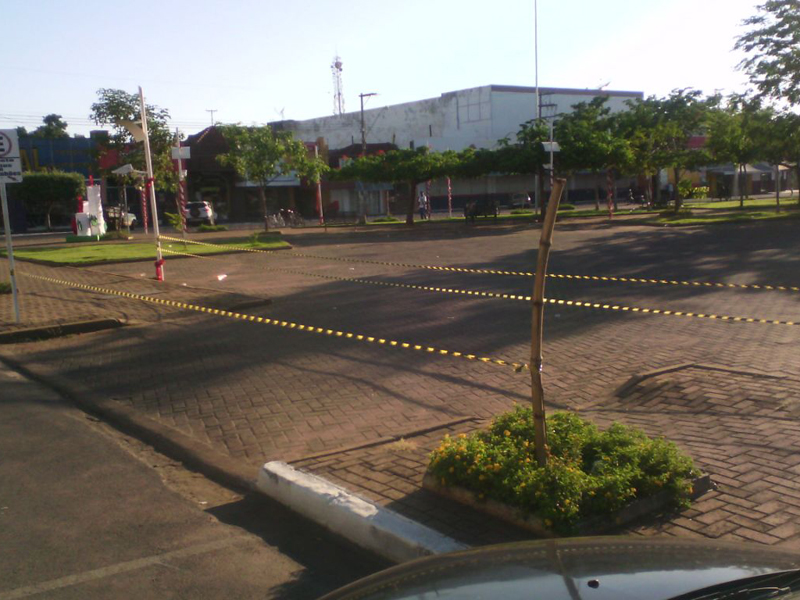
[2,0,759,136]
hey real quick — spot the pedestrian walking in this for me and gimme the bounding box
[418,191,428,220]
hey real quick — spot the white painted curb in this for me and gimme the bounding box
[257,461,468,563]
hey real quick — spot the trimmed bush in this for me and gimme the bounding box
[428,407,697,533]
[558,204,576,211]
[371,215,401,223]
[0,281,10,294]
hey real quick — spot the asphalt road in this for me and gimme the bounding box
[0,361,387,600]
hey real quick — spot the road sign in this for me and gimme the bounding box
[171,146,190,160]
[0,129,22,183]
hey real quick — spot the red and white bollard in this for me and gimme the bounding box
[155,258,165,281]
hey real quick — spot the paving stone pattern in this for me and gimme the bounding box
[2,221,800,546]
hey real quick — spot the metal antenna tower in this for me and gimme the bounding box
[331,56,345,115]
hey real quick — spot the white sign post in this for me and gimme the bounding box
[0,129,22,323]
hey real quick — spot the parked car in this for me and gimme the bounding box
[320,537,800,600]
[183,201,217,225]
[464,197,499,221]
[510,192,532,209]
[104,206,138,230]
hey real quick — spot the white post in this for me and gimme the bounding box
[1,183,20,323]
[139,86,164,280]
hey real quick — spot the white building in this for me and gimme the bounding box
[276,84,644,214]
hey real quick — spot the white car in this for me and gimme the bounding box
[183,201,217,225]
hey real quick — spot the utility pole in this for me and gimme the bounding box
[206,109,217,126]
[358,92,377,224]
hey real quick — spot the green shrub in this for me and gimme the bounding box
[164,212,185,231]
[558,204,576,211]
[0,281,10,295]
[510,209,534,215]
[371,216,400,223]
[691,186,709,199]
[197,223,228,232]
[428,408,697,533]
[16,171,85,230]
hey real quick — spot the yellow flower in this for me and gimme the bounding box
[479,474,486,481]
[455,455,461,461]
[504,430,511,437]
[458,433,467,439]
[449,467,455,473]
[544,519,552,527]
[523,441,530,448]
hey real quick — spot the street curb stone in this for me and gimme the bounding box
[257,461,468,563]
[0,318,124,344]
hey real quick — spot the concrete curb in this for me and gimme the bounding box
[257,461,468,563]
[0,318,124,344]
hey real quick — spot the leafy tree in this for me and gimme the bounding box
[217,124,324,230]
[735,0,800,105]
[706,96,772,208]
[332,148,466,225]
[32,114,69,139]
[16,126,28,138]
[556,98,632,210]
[17,171,84,230]
[618,90,710,211]
[90,88,176,192]
[760,111,800,208]
[494,119,550,217]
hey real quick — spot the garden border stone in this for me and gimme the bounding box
[422,471,714,537]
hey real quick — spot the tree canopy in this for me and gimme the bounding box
[31,114,69,139]
[90,88,176,192]
[735,0,800,105]
[16,171,84,230]
[217,124,326,229]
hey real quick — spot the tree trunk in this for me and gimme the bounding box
[775,164,781,213]
[259,186,269,231]
[537,166,546,221]
[795,164,800,207]
[594,174,600,211]
[673,168,682,212]
[405,180,416,226]
[530,178,566,468]
[739,164,745,209]
[45,208,52,231]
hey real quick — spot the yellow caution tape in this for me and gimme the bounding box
[158,235,800,294]
[162,247,799,328]
[20,272,529,372]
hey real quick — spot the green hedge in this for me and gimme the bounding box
[17,171,84,230]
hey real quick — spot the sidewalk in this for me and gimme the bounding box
[294,364,800,548]
[0,361,385,599]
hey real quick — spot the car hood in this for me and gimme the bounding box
[319,537,800,600]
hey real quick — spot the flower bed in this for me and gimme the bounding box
[425,408,707,535]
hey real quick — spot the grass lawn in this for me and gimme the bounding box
[685,197,800,210]
[6,234,289,266]
[651,208,800,226]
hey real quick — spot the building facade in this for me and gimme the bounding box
[275,84,645,214]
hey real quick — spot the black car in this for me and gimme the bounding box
[319,537,800,600]
[464,197,499,221]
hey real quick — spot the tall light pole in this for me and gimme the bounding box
[206,109,217,126]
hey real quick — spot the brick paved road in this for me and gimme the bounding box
[2,220,799,545]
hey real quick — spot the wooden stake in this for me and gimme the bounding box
[531,178,566,467]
